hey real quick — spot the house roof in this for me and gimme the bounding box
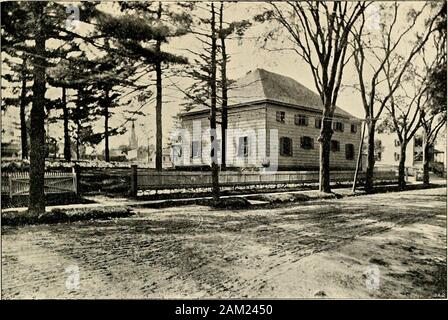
[183,68,358,120]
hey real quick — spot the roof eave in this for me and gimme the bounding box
[181,99,360,121]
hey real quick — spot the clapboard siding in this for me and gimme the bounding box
[265,103,361,169]
[226,105,267,167]
[179,116,215,166]
[178,103,361,169]
[179,106,267,167]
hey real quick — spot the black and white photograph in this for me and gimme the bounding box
[0,0,447,303]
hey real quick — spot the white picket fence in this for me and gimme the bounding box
[1,170,77,198]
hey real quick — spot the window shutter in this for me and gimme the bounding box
[331,140,340,152]
[279,137,284,155]
[280,137,293,156]
[345,144,354,160]
[289,138,293,156]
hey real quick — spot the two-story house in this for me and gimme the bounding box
[374,132,446,173]
[173,68,362,171]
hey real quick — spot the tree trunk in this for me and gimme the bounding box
[155,2,163,171]
[62,87,71,161]
[398,142,407,190]
[76,116,81,161]
[104,90,110,162]
[75,88,82,161]
[155,60,162,171]
[210,3,220,203]
[422,137,430,185]
[318,112,333,193]
[20,57,28,159]
[219,2,227,170]
[365,121,376,193]
[29,2,46,215]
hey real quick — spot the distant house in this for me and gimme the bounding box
[1,109,21,159]
[136,145,152,163]
[107,145,128,162]
[1,141,20,159]
[173,68,362,170]
[148,147,173,168]
[374,132,446,172]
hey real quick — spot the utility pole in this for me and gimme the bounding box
[352,121,366,193]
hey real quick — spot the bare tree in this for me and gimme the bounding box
[419,99,446,185]
[381,56,425,190]
[418,41,447,184]
[351,2,444,192]
[256,1,368,193]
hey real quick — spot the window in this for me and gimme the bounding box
[276,111,285,123]
[394,152,400,161]
[191,140,201,158]
[374,153,382,162]
[374,139,382,162]
[280,137,293,156]
[351,124,357,133]
[237,136,249,157]
[394,139,401,147]
[333,121,344,132]
[294,114,308,126]
[345,144,355,160]
[315,118,322,129]
[414,137,423,147]
[331,140,340,152]
[300,136,314,150]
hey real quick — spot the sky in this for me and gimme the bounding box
[2,1,442,153]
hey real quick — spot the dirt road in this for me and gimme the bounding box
[2,187,446,299]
